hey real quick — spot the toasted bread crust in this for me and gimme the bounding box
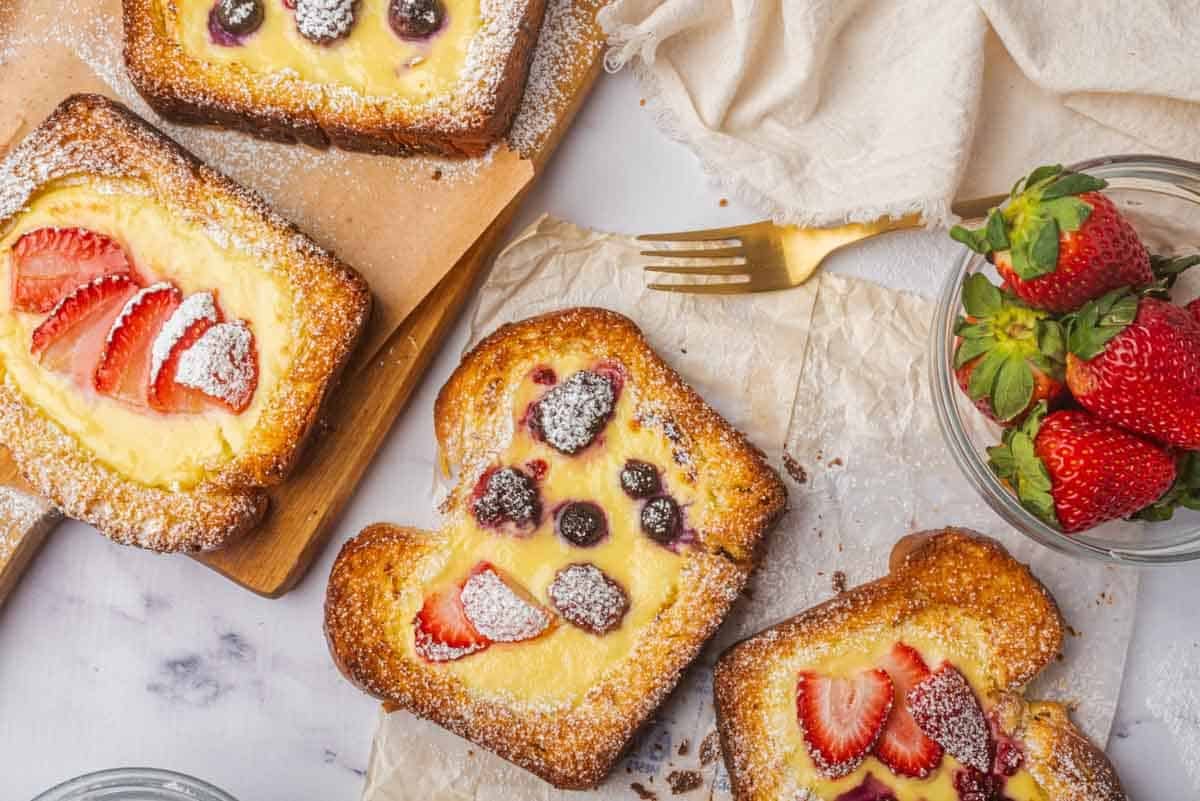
[123,0,547,157]
[714,528,1124,801]
[0,95,371,551]
[326,308,787,788]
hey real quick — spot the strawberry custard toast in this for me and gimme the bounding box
[123,0,548,156]
[714,529,1127,801]
[0,95,370,551]
[325,308,787,788]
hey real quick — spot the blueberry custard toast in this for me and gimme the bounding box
[123,0,548,156]
[324,308,787,788]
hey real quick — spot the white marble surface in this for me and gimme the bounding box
[1,70,1197,801]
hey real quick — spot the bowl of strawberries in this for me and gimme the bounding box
[932,155,1200,562]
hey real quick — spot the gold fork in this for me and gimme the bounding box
[639,195,1005,294]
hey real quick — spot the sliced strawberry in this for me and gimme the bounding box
[31,274,138,386]
[875,643,943,778]
[907,663,993,773]
[10,227,133,313]
[797,668,893,778]
[459,562,552,643]
[172,320,259,413]
[94,282,182,406]
[148,292,222,413]
[414,584,490,662]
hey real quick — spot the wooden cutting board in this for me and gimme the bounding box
[0,0,607,602]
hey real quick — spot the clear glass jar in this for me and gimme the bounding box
[931,155,1200,563]
[31,769,239,801]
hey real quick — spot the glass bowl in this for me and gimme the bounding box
[31,768,239,801]
[931,155,1200,563]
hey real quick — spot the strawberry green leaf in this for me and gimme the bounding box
[1028,218,1060,276]
[962,274,1004,318]
[955,320,994,339]
[1150,253,1200,289]
[1133,452,1200,522]
[949,225,992,254]
[985,210,1010,251]
[1040,172,1107,200]
[954,335,997,369]
[993,356,1035,421]
[1067,289,1139,359]
[1036,319,1066,364]
[967,349,1006,401]
[1040,196,1092,233]
[988,405,1059,529]
[1025,164,1064,189]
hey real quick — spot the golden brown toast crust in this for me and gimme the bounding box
[123,0,548,157]
[713,528,1126,801]
[326,308,787,788]
[0,95,371,551]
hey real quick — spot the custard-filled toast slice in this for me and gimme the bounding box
[326,308,787,788]
[123,0,548,156]
[0,95,371,551]
[714,528,1127,801]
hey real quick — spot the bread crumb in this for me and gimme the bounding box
[639,98,646,107]
[631,781,657,800]
[783,453,807,484]
[699,731,721,766]
[667,770,703,794]
[677,738,690,756]
[832,570,847,594]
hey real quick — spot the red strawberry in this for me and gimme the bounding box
[171,320,259,413]
[988,403,1176,533]
[950,165,1150,313]
[94,283,182,406]
[953,274,1067,425]
[1065,290,1200,450]
[874,643,943,778]
[30,274,138,385]
[10,227,135,314]
[1187,298,1200,324]
[907,663,992,773]
[148,292,222,413]
[458,562,552,643]
[797,668,893,778]
[414,584,490,662]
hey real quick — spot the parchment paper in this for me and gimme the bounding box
[363,217,1137,800]
[0,0,536,361]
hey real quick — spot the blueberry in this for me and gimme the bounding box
[214,0,264,36]
[472,467,540,528]
[640,496,680,543]
[556,502,607,547]
[620,460,660,498]
[388,0,445,39]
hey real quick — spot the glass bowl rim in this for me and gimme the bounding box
[931,153,1200,564]
[31,768,239,801]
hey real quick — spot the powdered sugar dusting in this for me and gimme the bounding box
[531,370,615,454]
[0,486,56,565]
[149,291,219,385]
[295,0,357,43]
[460,567,551,642]
[908,665,992,773]
[175,320,255,408]
[547,562,629,634]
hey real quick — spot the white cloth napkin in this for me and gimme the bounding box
[599,0,1200,227]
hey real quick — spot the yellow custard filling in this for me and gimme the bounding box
[770,620,1049,801]
[0,181,293,490]
[175,0,481,102]
[393,355,692,705]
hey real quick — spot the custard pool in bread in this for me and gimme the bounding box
[124,0,548,156]
[714,529,1127,801]
[325,308,787,788]
[0,95,370,552]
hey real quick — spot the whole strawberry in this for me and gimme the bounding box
[988,403,1176,533]
[950,165,1150,313]
[953,274,1067,424]
[1187,297,1200,324]
[1064,289,1200,450]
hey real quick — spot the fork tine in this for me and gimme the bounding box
[638,246,745,259]
[637,222,762,243]
[644,263,748,276]
[647,280,753,295]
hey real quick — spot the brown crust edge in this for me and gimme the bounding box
[0,94,371,550]
[122,0,548,157]
[712,528,1129,801]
